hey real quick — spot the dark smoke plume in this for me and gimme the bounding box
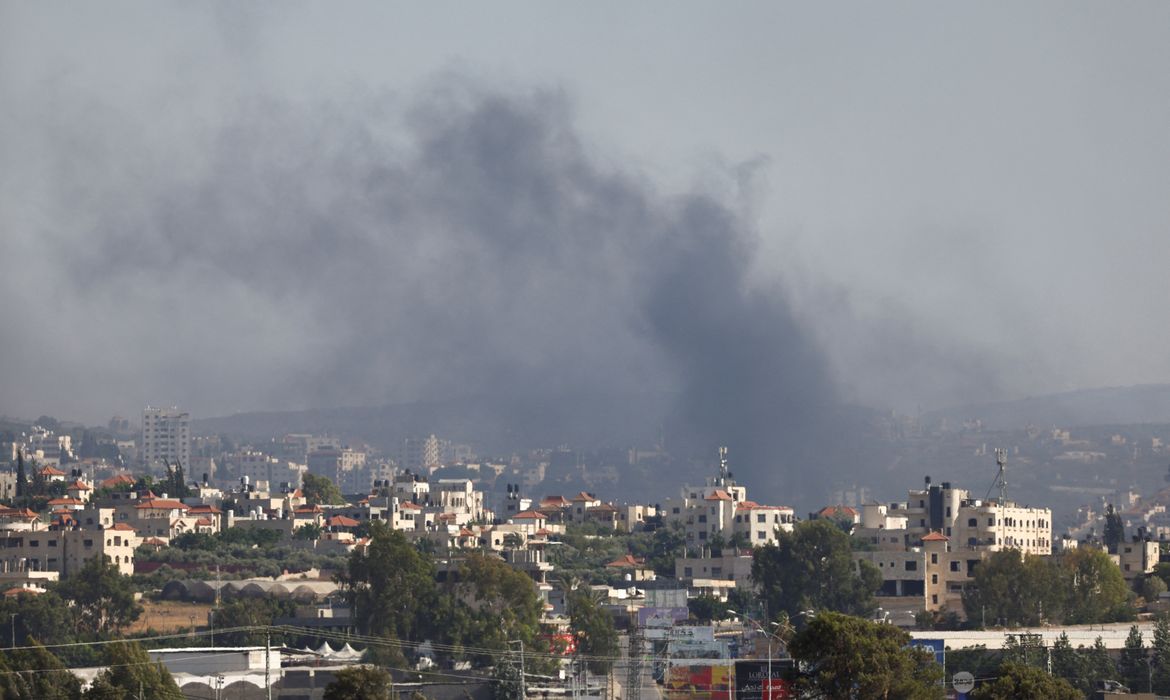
[3,82,846,500]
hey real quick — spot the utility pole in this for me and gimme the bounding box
[519,640,526,700]
[507,640,526,700]
[626,627,644,700]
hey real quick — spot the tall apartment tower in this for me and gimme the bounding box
[141,406,191,470]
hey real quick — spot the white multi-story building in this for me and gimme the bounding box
[228,450,306,493]
[141,407,191,470]
[854,474,1054,614]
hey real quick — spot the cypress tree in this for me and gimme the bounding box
[14,451,26,499]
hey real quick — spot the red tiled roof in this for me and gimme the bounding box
[541,496,571,507]
[194,517,214,527]
[67,480,91,490]
[922,531,949,542]
[398,502,422,510]
[0,508,39,520]
[328,515,360,528]
[818,505,859,518]
[188,504,221,514]
[108,523,136,532]
[512,510,547,520]
[4,588,41,597]
[100,474,136,489]
[47,498,83,506]
[39,466,66,476]
[606,554,647,569]
[736,501,790,511]
[135,498,189,510]
[587,504,618,513]
[142,537,167,546]
[705,489,733,501]
[459,527,476,537]
[571,492,596,502]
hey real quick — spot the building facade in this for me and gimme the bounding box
[141,407,191,470]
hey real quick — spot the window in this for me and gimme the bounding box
[967,518,977,527]
[29,541,38,547]
[672,508,680,515]
[919,519,926,527]
[988,517,994,526]
[712,567,722,576]
[684,567,693,577]
[930,553,938,564]
[931,574,938,584]
[48,541,57,548]
[932,594,938,604]
[757,531,766,540]
[84,539,93,547]
[950,561,960,572]
[905,561,917,571]
[698,531,707,540]
[698,515,707,523]
[757,514,766,523]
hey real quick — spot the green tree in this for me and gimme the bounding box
[1049,633,1082,691]
[441,552,545,663]
[751,519,881,622]
[1141,574,1168,604]
[84,641,182,699]
[15,450,27,499]
[0,641,83,699]
[303,473,346,506]
[0,589,77,647]
[1118,625,1147,693]
[337,521,437,641]
[1084,636,1118,693]
[644,522,686,576]
[1103,504,1125,553]
[1060,547,1131,624]
[568,588,619,674]
[787,611,942,699]
[969,661,1081,700]
[963,549,1066,627]
[209,598,297,646]
[1152,615,1170,695]
[294,523,323,540]
[57,556,142,638]
[323,665,394,700]
[687,594,731,623]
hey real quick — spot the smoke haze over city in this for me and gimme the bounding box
[4,3,1170,489]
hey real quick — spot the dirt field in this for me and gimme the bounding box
[131,599,214,635]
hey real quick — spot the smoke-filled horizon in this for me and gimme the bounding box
[1,78,841,473]
[5,3,1170,456]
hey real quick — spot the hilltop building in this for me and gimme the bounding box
[662,447,794,546]
[141,407,190,471]
[853,473,1053,614]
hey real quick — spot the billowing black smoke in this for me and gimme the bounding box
[5,83,848,501]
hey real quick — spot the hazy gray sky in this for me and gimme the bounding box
[3,2,1169,424]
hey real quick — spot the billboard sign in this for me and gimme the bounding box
[638,606,689,627]
[734,660,794,700]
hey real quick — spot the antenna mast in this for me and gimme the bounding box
[718,446,729,486]
[994,448,1008,504]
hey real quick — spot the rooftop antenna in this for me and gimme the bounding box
[718,446,729,486]
[994,448,1008,504]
